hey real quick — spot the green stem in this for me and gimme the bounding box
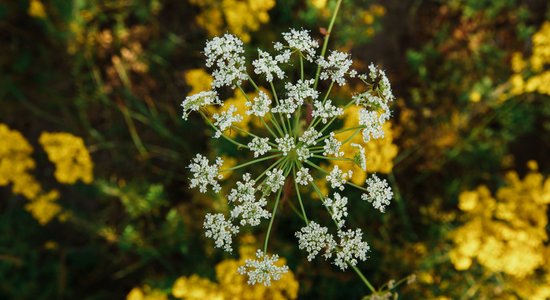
[351,265,376,293]
[312,154,353,162]
[292,161,309,224]
[263,159,292,253]
[314,0,343,89]
[220,154,282,173]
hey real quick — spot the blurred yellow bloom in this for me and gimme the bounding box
[468,91,481,103]
[127,286,167,300]
[39,132,94,184]
[28,0,47,18]
[190,0,275,42]
[507,22,550,97]
[172,275,223,300]
[172,241,299,300]
[310,0,327,9]
[184,69,213,95]
[0,124,38,198]
[24,190,62,225]
[450,164,550,289]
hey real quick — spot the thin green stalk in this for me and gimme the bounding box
[248,75,260,91]
[270,81,289,134]
[220,154,282,173]
[199,111,249,149]
[261,117,279,139]
[263,159,292,252]
[312,154,353,162]
[300,54,304,81]
[314,0,343,89]
[231,126,278,147]
[351,265,376,293]
[292,161,309,224]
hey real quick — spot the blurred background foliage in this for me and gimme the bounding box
[0,0,549,299]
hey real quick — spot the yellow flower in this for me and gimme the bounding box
[190,0,275,42]
[39,132,94,184]
[28,0,47,18]
[172,275,223,300]
[24,190,62,225]
[450,163,550,280]
[184,69,213,95]
[127,286,167,300]
[172,239,299,300]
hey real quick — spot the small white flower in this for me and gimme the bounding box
[323,132,344,157]
[353,92,391,123]
[213,105,243,138]
[272,80,318,117]
[228,173,271,226]
[295,167,313,185]
[204,34,248,88]
[275,134,295,156]
[181,91,221,120]
[351,143,367,171]
[204,213,239,252]
[324,192,348,229]
[248,137,271,157]
[299,127,322,146]
[253,49,288,82]
[296,221,336,261]
[238,249,289,286]
[246,91,272,117]
[296,145,312,161]
[326,165,352,191]
[333,228,370,271]
[362,174,393,213]
[264,168,285,194]
[359,108,384,142]
[281,29,319,62]
[366,63,395,103]
[318,50,354,86]
[188,154,223,193]
[312,99,344,124]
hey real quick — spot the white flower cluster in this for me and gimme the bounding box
[248,137,271,157]
[318,50,356,86]
[323,132,344,157]
[204,34,248,88]
[246,91,272,117]
[228,173,271,226]
[279,28,319,62]
[204,213,239,252]
[188,154,223,193]
[182,27,396,287]
[275,134,295,156]
[253,49,290,82]
[238,250,289,286]
[295,221,336,261]
[295,167,313,185]
[295,222,370,271]
[181,91,221,120]
[312,99,344,124]
[326,165,353,191]
[213,105,243,138]
[362,174,393,213]
[324,192,348,228]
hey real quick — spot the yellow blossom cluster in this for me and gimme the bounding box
[0,124,41,200]
[39,132,94,184]
[0,124,94,225]
[189,0,275,42]
[508,21,550,96]
[127,285,168,300]
[332,106,398,185]
[169,242,299,300]
[449,162,550,299]
[28,0,47,18]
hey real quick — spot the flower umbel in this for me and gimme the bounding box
[181,18,396,290]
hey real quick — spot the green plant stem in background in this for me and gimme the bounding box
[313,0,343,90]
